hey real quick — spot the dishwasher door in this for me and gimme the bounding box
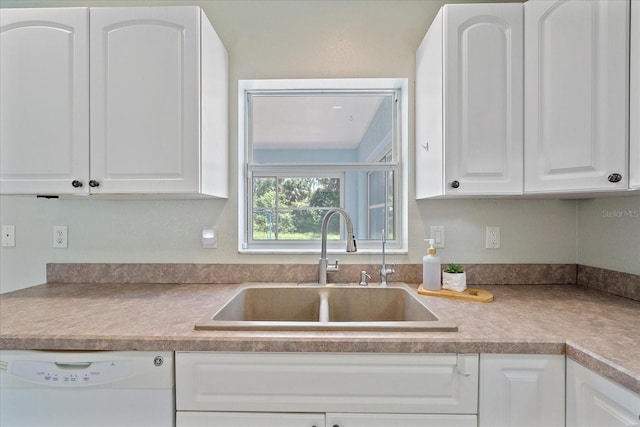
[0,350,175,427]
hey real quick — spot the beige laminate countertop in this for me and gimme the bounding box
[0,282,639,394]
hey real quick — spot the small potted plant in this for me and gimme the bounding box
[442,263,467,292]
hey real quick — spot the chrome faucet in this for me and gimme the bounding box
[380,229,395,287]
[318,208,357,284]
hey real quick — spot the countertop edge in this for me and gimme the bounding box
[566,341,640,394]
[6,335,639,394]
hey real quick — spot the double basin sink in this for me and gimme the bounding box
[195,283,457,332]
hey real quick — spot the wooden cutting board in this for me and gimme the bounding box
[418,284,494,302]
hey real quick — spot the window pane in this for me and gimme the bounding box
[276,208,340,240]
[277,178,340,208]
[252,177,276,208]
[368,171,386,205]
[252,209,276,240]
[369,207,385,240]
[252,176,342,241]
[251,94,394,164]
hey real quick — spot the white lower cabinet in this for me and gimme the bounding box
[566,359,640,427]
[175,352,479,426]
[479,354,565,427]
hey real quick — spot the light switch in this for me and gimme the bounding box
[430,225,445,248]
[202,226,217,248]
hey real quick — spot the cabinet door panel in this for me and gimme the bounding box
[444,4,523,195]
[479,354,565,427]
[90,7,200,193]
[415,3,523,198]
[0,8,89,195]
[566,360,640,427]
[525,0,629,193]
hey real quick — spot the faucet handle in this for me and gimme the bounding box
[327,259,340,272]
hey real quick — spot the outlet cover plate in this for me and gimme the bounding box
[53,225,68,249]
[485,226,500,249]
[2,225,16,247]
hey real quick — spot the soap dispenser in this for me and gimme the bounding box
[422,239,441,291]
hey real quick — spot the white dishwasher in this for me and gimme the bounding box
[0,350,175,427]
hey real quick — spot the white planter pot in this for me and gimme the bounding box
[442,272,467,292]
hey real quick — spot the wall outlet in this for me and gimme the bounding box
[430,225,445,248]
[485,226,500,249]
[2,225,16,247]
[53,225,68,249]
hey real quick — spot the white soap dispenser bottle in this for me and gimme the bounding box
[422,239,441,291]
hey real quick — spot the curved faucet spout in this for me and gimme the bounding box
[319,208,357,284]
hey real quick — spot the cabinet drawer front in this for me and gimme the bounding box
[327,413,477,427]
[177,411,324,427]
[176,352,478,414]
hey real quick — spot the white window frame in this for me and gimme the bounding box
[238,78,408,254]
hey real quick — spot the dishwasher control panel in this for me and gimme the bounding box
[11,359,133,386]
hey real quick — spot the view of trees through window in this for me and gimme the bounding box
[252,177,342,240]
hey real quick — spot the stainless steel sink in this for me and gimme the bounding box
[195,283,458,332]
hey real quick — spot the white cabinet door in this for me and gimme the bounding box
[567,359,640,427]
[90,7,201,194]
[176,352,478,415]
[416,3,523,198]
[177,412,324,427]
[479,354,565,427]
[631,0,640,189]
[326,413,477,427]
[524,0,630,194]
[0,8,89,195]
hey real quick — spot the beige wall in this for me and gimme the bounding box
[1,0,635,293]
[577,195,640,275]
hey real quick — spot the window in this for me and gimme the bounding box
[238,79,408,253]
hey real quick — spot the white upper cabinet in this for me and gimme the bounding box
[416,3,523,198]
[0,6,228,198]
[0,8,90,195]
[631,0,639,189]
[524,0,630,194]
